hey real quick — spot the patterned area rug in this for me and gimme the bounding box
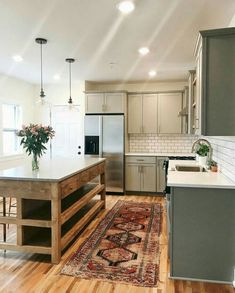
[61,200,162,287]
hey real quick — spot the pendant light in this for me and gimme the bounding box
[35,38,48,105]
[65,58,75,107]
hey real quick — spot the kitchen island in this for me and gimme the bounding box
[166,159,235,284]
[0,157,106,263]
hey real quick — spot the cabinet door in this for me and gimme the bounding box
[158,93,182,134]
[105,93,124,113]
[195,46,202,135]
[141,164,156,192]
[142,94,158,133]
[125,163,141,191]
[86,93,104,113]
[157,157,166,193]
[128,95,142,133]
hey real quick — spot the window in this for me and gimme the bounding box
[2,104,22,155]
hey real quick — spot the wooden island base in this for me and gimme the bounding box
[0,160,106,263]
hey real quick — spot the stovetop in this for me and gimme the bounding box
[168,156,195,160]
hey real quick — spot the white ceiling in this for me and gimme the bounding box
[0,0,234,84]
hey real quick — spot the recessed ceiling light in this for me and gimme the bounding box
[117,1,135,14]
[53,74,61,80]
[149,70,157,77]
[138,47,149,56]
[12,55,23,62]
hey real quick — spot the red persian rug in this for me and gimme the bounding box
[61,200,162,287]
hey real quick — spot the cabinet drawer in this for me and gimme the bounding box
[61,177,77,197]
[126,156,156,164]
[89,165,101,180]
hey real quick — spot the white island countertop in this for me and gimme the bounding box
[167,160,235,189]
[125,152,195,157]
[0,157,105,182]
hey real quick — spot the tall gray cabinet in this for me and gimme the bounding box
[195,27,235,136]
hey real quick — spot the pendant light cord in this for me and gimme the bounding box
[40,42,43,93]
[69,61,72,99]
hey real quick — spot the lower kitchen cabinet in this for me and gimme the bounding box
[125,157,156,192]
[125,164,141,191]
[157,157,167,193]
[169,187,235,283]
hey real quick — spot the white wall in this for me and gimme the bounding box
[85,80,188,92]
[0,74,35,168]
[0,73,35,125]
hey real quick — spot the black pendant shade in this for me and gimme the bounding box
[66,58,75,105]
[35,38,47,99]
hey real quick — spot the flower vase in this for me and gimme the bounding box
[32,153,39,171]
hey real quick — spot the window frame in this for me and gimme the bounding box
[0,103,22,156]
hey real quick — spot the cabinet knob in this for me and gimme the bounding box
[78,152,81,155]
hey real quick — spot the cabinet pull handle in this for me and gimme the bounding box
[137,159,144,162]
[195,118,199,129]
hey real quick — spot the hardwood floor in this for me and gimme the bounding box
[0,195,234,293]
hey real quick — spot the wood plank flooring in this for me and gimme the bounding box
[0,195,234,293]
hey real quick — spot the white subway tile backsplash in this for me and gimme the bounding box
[129,134,235,183]
[129,134,197,154]
[204,136,235,183]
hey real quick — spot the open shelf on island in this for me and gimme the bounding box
[22,226,51,247]
[61,199,104,250]
[22,199,51,221]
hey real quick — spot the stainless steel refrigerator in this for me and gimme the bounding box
[84,114,124,193]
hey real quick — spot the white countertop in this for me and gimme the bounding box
[167,160,235,189]
[0,157,105,182]
[125,152,196,157]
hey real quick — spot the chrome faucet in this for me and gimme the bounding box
[191,138,213,163]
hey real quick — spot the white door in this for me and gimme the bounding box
[158,93,182,134]
[51,106,83,158]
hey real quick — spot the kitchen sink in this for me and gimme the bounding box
[175,165,207,172]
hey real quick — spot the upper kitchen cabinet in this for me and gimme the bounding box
[128,94,142,133]
[128,94,158,134]
[179,86,189,134]
[194,27,235,136]
[85,92,127,114]
[158,93,182,134]
[188,70,196,134]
